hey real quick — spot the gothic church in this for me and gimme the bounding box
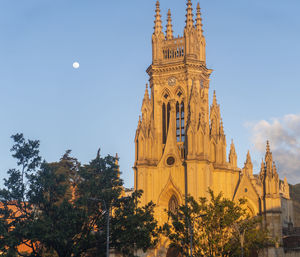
[133,1,294,256]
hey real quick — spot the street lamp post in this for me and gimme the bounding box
[89,198,110,257]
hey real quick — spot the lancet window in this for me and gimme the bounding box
[162,102,171,144]
[176,101,185,142]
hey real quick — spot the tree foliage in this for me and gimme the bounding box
[0,134,159,257]
[163,189,271,257]
[110,190,159,257]
[0,133,42,256]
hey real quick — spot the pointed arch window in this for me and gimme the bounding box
[162,102,171,144]
[176,101,185,142]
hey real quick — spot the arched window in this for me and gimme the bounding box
[176,101,185,142]
[168,195,178,214]
[181,102,185,141]
[176,102,180,142]
[162,102,171,144]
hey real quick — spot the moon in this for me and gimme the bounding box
[73,62,80,69]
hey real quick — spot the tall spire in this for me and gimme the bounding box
[196,3,203,34]
[185,0,194,30]
[154,1,163,35]
[166,9,173,40]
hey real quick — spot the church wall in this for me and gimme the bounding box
[211,168,240,199]
[137,164,186,225]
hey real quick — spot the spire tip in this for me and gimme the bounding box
[185,0,194,29]
[166,8,173,40]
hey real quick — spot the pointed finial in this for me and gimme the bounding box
[266,140,270,153]
[213,90,217,105]
[154,1,163,35]
[220,119,224,135]
[265,140,273,165]
[142,84,150,109]
[144,83,149,99]
[272,161,277,174]
[243,150,253,176]
[196,2,203,34]
[166,9,174,40]
[246,150,252,164]
[229,139,237,167]
[229,139,236,156]
[230,139,235,150]
[185,0,194,30]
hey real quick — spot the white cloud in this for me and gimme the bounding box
[247,114,300,184]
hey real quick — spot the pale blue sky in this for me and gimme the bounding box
[1,0,300,187]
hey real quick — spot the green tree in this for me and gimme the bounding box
[0,134,160,257]
[26,152,95,257]
[163,189,270,257]
[0,133,42,256]
[110,190,159,257]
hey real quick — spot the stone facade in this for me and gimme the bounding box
[133,1,295,256]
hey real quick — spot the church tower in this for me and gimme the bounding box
[134,0,235,225]
[133,2,287,256]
